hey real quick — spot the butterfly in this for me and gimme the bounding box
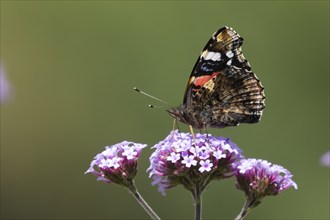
[167,26,265,130]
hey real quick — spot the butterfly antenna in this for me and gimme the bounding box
[134,87,171,107]
[148,104,164,108]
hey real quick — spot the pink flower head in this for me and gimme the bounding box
[235,159,297,200]
[147,130,243,195]
[85,141,147,186]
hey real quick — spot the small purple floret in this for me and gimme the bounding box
[199,159,213,173]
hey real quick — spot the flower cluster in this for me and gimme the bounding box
[86,131,298,220]
[235,158,298,204]
[148,130,244,195]
[320,151,330,167]
[85,141,146,188]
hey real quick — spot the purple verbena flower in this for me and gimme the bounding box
[85,141,147,187]
[147,130,244,195]
[0,64,11,104]
[182,155,198,168]
[235,158,297,203]
[320,151,330,167]
[199,159,213,173]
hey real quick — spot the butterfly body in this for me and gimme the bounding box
[168,26,265,129]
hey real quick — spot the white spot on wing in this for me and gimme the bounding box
[205,52,214,60]
[226,51,234,58]
[204,51,221,61]
[212,52,221,61]
[226,59,232,66]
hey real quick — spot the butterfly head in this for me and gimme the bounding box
[167,105,208,129]
[167,106,188,125]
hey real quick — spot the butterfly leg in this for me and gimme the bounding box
[172,118,177,131]
[203,124,210,142]
[172,118,182,133]
[171,119,181,140]
[189,125,197,146]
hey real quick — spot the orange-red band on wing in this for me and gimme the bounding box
[194,72,221,87]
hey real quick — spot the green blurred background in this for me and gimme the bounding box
[1,1,329,219]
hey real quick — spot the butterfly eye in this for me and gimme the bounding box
[180,111,186,118]
[167,109,178,118]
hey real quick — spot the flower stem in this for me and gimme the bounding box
[194,183,202,220]
[235,199,253,220]
[128,180,161,220]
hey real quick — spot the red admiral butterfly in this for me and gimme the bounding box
[167,26,265,129]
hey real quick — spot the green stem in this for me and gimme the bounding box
[128,181,161,220]
[235,199,254,220]
[194,183,202,220]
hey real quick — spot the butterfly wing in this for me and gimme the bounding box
[183,26,265,128]
[184,26,248,103]
[208,66,265,127]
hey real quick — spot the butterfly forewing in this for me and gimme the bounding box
[168,26,265,129]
